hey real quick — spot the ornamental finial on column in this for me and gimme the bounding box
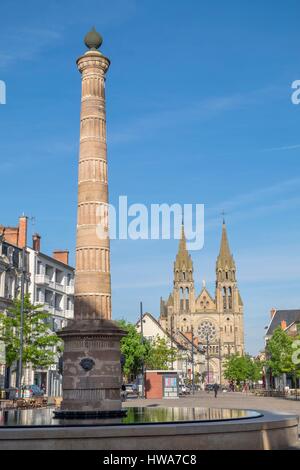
[84,27,103,50]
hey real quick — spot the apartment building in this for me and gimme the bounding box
[26,236,74,396]
[0,237,26,391]
[0,216,74,397]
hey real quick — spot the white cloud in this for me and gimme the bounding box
[108,93,251,145]
[0,28,62,68]
[108,86,282,146]
[262,144,300,152]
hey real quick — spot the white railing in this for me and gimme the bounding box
[43,303,54,314]
[55,282,65,292]
[35,274,50,285]
[66,285,74,295]
[64,309,74,319]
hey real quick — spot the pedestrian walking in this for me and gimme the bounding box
[213,382,219,398]
[121,383,126,402]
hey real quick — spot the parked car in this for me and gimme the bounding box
[17,384,44,398]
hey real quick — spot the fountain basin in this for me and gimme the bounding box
[0,406,298,450]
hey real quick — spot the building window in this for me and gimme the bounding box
[36,288,42,302]
[55,269,64,284]
[45,265,54,281]
[37,261,42,275]
[228,287,232,309]
[7,246,13,265]
[223,287,227,310]
[55,294,63,311]
[53,318,61,332]
[67,297,72,310]
[4,274,13,299]
[45,290,53,306]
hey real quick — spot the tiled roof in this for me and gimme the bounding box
[265,309,300,336]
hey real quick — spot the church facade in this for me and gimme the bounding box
[159,221,244,384]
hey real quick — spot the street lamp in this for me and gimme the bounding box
[198,335,210,385]
[140,301,145,399]
[170,315,174,370]
[191,326,195,394]
[206,333,210,384]
[16,247,26,397]
[2,244,28,397]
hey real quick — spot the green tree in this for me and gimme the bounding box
[246,358,262,383]
[145,337,177,370]
[266,327,300,386]
[0,294,62,370]
[117,319,150,380]
[223,353,263,385]
[117,320,178,378]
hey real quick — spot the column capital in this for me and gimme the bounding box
[77,51,110,75]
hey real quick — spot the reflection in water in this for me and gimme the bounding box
[0,407,261,427]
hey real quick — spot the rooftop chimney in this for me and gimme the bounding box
[3,227,19,246]
[52,250,69,265]
[1,215,28,247]
[270,308,276,319]
[32,233,41,252]
[281,320,287,330]
[18,215,27,248]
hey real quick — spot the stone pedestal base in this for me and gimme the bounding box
[54,318,125,419]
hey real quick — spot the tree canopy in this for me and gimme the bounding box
[117,319,177,379]
[223,353,262,384]
[145,336,177,371]
[0,294,62,369]
[265,327,300,383]
[117,319,150,379]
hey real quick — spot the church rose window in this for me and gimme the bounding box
[198,321,217,341]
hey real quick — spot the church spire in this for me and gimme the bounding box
[173,222,195,313]
[216,219,235,271]
[215,220,242,313]
[178,222,187,253]
[175,223,193,270]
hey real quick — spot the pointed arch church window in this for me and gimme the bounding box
[223,287,227,310]
[180,287,184,310]
[228,287,232,309]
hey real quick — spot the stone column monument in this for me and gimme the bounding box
[55,28,125,418]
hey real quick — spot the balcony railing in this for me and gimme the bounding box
[65,285,74,295]
[64,309,74,319]
[55,282,65,292]
[35,274,50,285]
[35,275,75,295]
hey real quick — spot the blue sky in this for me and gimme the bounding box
[1,0,300,355]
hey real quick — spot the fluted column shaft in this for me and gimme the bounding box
[75,50,111,320]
